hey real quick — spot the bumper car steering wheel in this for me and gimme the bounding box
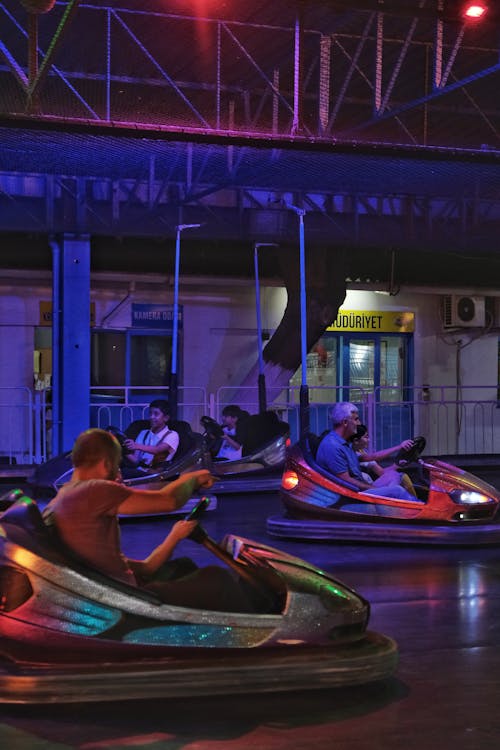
[395,436,426,467]
[200,416,224,439]
[200,416,224,456]
[106,426,133,455]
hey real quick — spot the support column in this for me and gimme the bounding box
[51,235,91,453]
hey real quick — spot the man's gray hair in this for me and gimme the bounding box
[328,402,358,426]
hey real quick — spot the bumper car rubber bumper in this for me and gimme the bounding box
[266,514,500,545]
[0,631,397,704]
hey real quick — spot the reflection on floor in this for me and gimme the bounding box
[2,486,500,749]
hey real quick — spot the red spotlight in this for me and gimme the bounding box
[461,2,488,20]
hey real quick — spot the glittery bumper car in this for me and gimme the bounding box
[267,434,500,545]
[0,495,397,704]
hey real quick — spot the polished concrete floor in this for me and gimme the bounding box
[1,471,500,750]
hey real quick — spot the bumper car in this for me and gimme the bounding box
[0,495,397,704]
[27,411,288,506]
[200,411,290,493]
[26,420,217,516]
[267,434,500,545]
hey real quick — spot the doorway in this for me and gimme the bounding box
[290,331,413,443]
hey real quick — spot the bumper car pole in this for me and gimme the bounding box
[170,223,201,420]
[254,242,278,414]
[287,204,310,437]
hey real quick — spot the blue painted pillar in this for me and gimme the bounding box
[52,235,91,453]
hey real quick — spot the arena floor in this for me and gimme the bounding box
[1,470,500,750]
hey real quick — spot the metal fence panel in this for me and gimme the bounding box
[1,384,499,465]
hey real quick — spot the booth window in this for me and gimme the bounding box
[91,331,173,394]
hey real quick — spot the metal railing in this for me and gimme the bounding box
[88,386,209,437]
[215,384,500,456]
[1,384,499,465]
[215,384,371,442]
[0,386,209,466]
[0,387,35,466]
[374,385,500,457]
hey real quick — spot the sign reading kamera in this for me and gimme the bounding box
[131,303,183,331]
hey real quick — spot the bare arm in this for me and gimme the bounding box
[118,469,215,515]
[362,439,414,463]
[123,440,141,465]
[221,433,241,450]
[127,519,197,578]
[125,439,175,458]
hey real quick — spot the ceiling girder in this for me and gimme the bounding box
[1,166,499,252]
[0,1,499,149]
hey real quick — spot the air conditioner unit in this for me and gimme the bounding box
[442,295,485,328]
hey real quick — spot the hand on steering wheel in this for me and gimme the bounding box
[200,415,224,439]
[395,436,426,467]
[106,426,132,455]
[169,519,199,543]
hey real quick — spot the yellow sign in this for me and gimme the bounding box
[39,301,96,326]
[327,310,414,333]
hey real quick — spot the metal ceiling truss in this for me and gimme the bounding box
[1,1,499,149]
[2,161,500,252]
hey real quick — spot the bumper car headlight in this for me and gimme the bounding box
[449,489,494,505]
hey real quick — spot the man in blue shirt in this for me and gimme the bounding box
[317,402,415,501]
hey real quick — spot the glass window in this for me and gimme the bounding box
[380,337,405,402]
[91,331,172,388]
[348,339,375,391]
[289,332,408,401]
[91,331,126,387]
[130,335,171,386]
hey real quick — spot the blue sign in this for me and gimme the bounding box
[131,303,183,330]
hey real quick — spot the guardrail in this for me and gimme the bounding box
[0,386,209,466]
[215,384,500,456]
[0,384,499,465]
[88,386,209,437]
[0,387,35,466]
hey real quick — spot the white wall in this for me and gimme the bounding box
[341,289,499,392]
[339,289,500,453]
[1,274,500,458]
[0,291,40,461]
[0,295,38,389]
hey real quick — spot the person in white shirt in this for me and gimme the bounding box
[216,404,245,461]
[124,399,179,467]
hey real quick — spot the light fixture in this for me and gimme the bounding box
[461,2,488,20]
